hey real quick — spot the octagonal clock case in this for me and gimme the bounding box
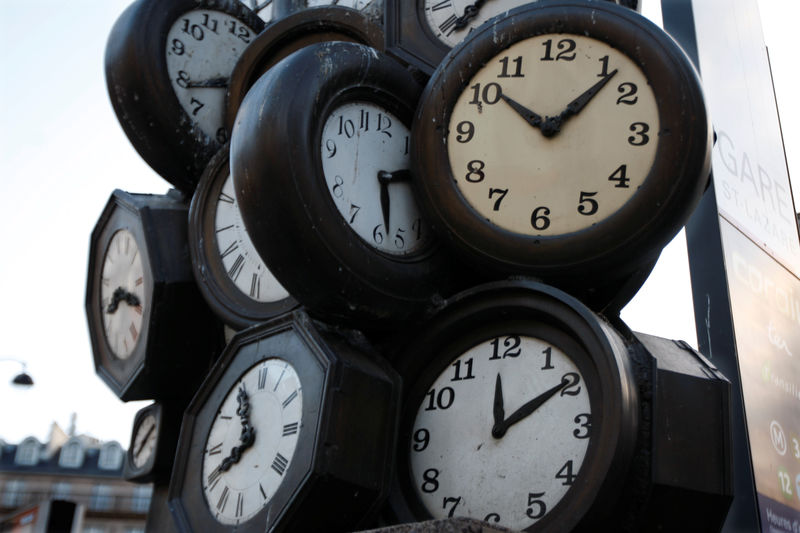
[231,41,463,329]
[85,189,224,402]
[410,2,711,293]
[388,279,640,532]
[168,310,401,533]
[105,0,265,193]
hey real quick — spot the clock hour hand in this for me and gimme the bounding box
[491,375,570,438]
[134,424,156,457]
[454,0,491,30]
[106,287,141,314]
[185,76,229,89]
[499,93,546,132]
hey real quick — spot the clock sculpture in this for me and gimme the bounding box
[105,0,265,193]
[168,311,401,532]
[231,41,461,329]
[384,0,641,75]
[411,1,710,307]
[224,5,384,134]
[85,189,223,401]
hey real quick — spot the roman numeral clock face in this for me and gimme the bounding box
[202,359,302,525]
[100,229,146,360]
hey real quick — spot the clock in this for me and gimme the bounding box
[85,189,224,401]
[411,2,710,296]
[388,279,639,531]
[239,0,277,20]
[384,0,640,75]
[105,0,265,193]
[231,41,459,328]
[273,0,381,18]
[189,145,298,329]
[224,5,384,133]
[124,402,182,483]
[168,310,401,532]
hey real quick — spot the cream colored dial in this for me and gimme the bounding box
[100,229,146,360]
[448,34,658,236]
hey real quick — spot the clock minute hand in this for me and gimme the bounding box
[492,375,570,438]
[186,76,229,89]
[377,169,412,231]
[556,69,618,126]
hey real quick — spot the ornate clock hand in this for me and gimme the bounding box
[378,171,391,231]
[493,373,505,428]
[492,375,571,438]
[454,0,491,30]
[106,287,141,313]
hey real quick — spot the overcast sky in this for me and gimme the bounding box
[0,0,796,447]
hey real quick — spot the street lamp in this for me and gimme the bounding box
[0,358,34,387]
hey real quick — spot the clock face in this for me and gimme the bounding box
[448,33,658,237]
[423,0,538,48]
[132,413,158,468]
[202,358,302,525]
[408,335,591,530]
[165,9,258,144]
[320,101,432,256]
[214,174,289,303]
[100,229,146,360]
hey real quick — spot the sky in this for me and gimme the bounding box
[0,0,796,447]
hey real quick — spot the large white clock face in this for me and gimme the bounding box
[100,229,146,360]
[320,101,432,256]
[448,33,658,236]
[409,335,591,530]
[214,174,289,303]
[203,358,302,525]
[132,413,158,468]
[424,0,539,48]
[165,10,258,143]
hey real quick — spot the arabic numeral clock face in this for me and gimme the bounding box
[202,359,301,524]
[100,229,146,360]
[411,336,591,529]
[166,10,257,146]
[321,102,431,255]
[413,2,710,286]
[449,34,657,236]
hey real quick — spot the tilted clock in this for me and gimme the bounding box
[411,2,710,305]
[105,0,265,193]
[85,189,223,401]
[168,310,401,532]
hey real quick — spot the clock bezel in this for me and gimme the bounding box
[231,41,459,329]
[105,0,265,193]
[389,280,639,532]
[189,145,299,329]
[411,1,711,284]
[224,5,385,134]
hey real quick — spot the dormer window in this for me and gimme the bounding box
[98,441,123,470]
[58,438,84,468]
[14,437,40,466]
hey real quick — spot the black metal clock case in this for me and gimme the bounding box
[105,0,265,193]
[224,5,385,133]
[231,41,462,329]
[387,280,733,531]
[168,310,401,532]
[85,189,223,401]
[410,2,711,294]
[124,402,182,484]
